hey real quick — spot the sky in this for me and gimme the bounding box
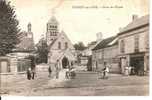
[10,0,149,45]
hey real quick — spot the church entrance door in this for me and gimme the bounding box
[62,57,69,69]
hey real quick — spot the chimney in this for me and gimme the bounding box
[96,32,102,42]
[132,14,138,21]
[27,22,32,32]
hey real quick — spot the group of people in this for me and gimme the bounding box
[27,67,36,80]
[48,60,76,79]
[48,60,60,79]
[26,55,36,80]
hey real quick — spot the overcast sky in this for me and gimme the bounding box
[10,0,149,45]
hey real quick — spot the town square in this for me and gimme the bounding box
[0,0,150,96]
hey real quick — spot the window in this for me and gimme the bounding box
[58,42,61,49]
[50,32,53,36]
[65,42,68,49]
[0,60,10,73]
[17,60,29,72]
[134,35,139,52]
[120,40,125,53]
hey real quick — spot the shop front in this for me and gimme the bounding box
[129,53,145,76]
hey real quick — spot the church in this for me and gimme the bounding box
[46,15,76,69]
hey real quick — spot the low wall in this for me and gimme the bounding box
[0,56,30,74]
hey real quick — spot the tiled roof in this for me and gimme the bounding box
[119,15,149,35]
[48,39,57,49]
[92,36,117,50]
[15,37,35,52]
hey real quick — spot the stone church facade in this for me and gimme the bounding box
[46,15,76,69]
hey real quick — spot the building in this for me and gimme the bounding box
[10,22,35,58]
[82,41,97,56]
[82,32,102,56]
[0,56,31,74]
[79,32,102,71]
[0,23,35,74]
[117,15,149,75]
[92,36,120,73]
[46,15,76,69]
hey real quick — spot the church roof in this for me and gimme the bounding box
[92,36,117,50]
[14,32,35,52]
[48,39,57,50]
[118,15,149,35]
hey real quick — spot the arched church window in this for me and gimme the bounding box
[54,32,56,36]
[65,42,68,49]
[58,42,61,49]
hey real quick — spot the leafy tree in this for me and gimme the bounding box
[0,0,20,56]
[35,37,48,64]
[74,42,86,51]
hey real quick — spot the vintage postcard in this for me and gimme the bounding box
[0,0,149,97]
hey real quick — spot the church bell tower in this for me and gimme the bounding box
[46,9,59,45]
[27,22,33,39]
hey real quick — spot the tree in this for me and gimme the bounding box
[0,0,20,56]
[74,42,86,51]
[35,37,48,64]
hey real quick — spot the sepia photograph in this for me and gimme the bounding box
[0,0,150,97]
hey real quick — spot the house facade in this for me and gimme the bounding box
[46,15,76,69]
[92,36,120,73]
[117,15,149,75]
[10,22,35,58]
[0,23,35,74]
[0,56,31,74]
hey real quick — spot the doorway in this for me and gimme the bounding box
[130,56,144,75]
[62,57,69,69]
[0,61,9,73]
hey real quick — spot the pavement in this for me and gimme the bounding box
[0,71,149,96]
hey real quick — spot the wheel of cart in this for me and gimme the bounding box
[69,68,76,79]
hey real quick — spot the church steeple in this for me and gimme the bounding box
[28,22,32,32]
[46,9,59,45]
[27,22,33,38]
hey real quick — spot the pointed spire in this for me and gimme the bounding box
[27,22,32,32]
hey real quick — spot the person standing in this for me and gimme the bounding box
[65,68,70,79]
[102,62,109,79]
[31,56,36,80]
[55,60,60,79]
[27,67,31,80]
[48,65,52,78]
[31,69,35,79]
